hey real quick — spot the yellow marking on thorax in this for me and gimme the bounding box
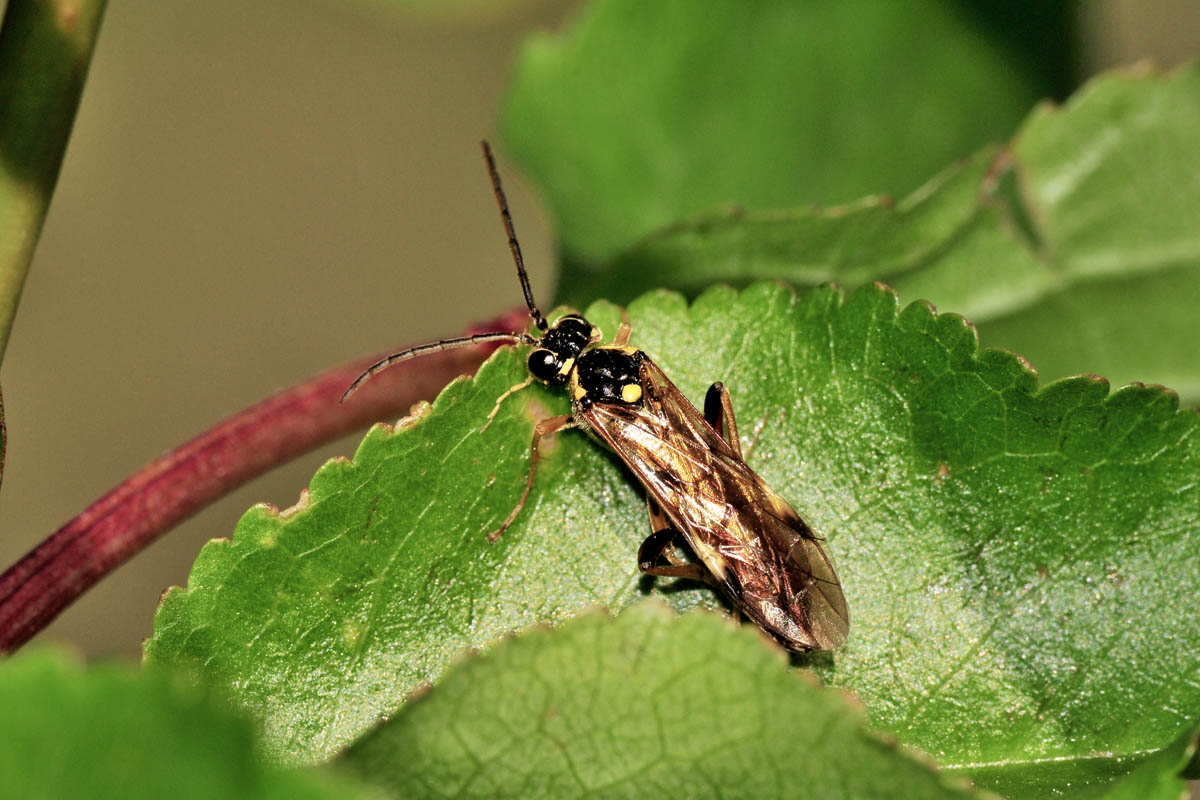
[591,344,640,356]
[573,383,587,402]
[557,357,575,377]
[621,384,642,403]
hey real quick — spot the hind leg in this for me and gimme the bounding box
[704,381,743,459]
[637,499,716,585]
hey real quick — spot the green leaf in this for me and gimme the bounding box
[146,282,1200,797]
[954,720,1200,800]
[500,0,1046,265]
[1098,732,1195,800]
[0,648,379,799]
[0,0,106,364]
[582,64,1200,401]
[343,602,978,799]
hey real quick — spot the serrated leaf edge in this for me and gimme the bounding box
[149,280,1196,652]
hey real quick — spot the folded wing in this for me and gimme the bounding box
[584,360,849,650]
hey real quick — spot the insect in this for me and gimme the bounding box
[342,142,849,651]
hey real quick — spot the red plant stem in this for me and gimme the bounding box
[0,310,530,652]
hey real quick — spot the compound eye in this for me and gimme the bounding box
[527,348,561,382]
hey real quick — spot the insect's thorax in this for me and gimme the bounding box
[569,346,647,411]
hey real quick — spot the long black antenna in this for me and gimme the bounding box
[340,144,547,404]
[481,140,548,332]
[340,332,536,403]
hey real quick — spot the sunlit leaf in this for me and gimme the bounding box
[147,282,1200,797]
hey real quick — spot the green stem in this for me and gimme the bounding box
[0,0,107,364]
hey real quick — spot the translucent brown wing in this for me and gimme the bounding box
[583,358,849,651]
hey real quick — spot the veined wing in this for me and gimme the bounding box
[584,359,849,650]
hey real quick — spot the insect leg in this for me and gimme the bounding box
[637,528,713,583]
[638,499,718,584]
[487,413,575,542]
[704,382,743,460]
[614,309,633,347]
[644,496,673,546]
[480,375,535,432]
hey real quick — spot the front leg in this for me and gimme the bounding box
[481,375,535,432]
[488,413,575,541]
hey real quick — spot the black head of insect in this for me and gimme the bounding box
[525,313,596,386]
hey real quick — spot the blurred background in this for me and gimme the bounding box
[0,0,1198,660]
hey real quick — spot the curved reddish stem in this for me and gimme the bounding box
[0,309,530,652]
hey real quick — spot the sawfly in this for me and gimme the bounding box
[341,142,849,651]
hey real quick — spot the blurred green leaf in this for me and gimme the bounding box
[947,1,1077,100]
[575,64,1200,401]
[147,282,1200,798]
[0,648,379,799]
[343,602,978,799]
[500,0,1047,266]
[0,0,106,364]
